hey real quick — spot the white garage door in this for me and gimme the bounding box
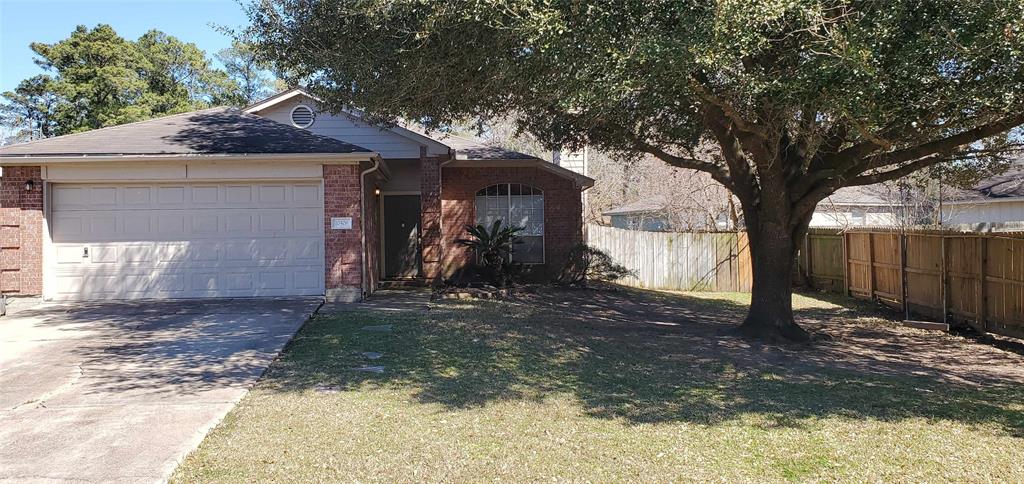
[49,182,325,300]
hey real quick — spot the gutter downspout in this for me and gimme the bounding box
[360,156,381,299]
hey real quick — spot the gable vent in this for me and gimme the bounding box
[290,105,315,128]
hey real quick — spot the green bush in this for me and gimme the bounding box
[555,244,633,286]
[455,221,523,287]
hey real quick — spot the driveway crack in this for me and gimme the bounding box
[10,363,84,410]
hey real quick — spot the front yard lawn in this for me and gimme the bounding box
[173,286,1024,482]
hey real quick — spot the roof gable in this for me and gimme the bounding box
[0,107,373,160]
[244,89,544,162]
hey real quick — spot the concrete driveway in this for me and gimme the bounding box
[0,297,321,483]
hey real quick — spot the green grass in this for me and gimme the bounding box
[173,289,1024,482]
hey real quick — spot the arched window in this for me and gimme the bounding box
[475,183,544,263]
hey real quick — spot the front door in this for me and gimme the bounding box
[383,195,422,278]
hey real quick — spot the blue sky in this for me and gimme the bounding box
[0,0,249,92]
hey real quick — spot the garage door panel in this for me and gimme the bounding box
[49,182,326,300]
[124,186,153,204]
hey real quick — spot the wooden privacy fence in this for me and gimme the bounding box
[586,224,752,292]
[802,228,1024,339]
[589,223,1023,339]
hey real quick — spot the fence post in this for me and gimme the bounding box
[842,231,850,297]
[867,232,876,300]
[899,233,907,318]
[804,232,813,287]
[978,235,988,333]
[940,235,948,325]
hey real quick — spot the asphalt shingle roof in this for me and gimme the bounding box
[947,163,1024,201]
[0,107,372,158]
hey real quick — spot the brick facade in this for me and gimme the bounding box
[440,166,583,277]
[0,166,43,295]
[420,151,443,280]
[323,164,364,301]
[0,162,581,300]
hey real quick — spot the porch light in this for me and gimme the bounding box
[24,180,34,191]
[374,188,381,196]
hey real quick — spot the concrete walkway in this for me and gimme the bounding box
[0,297,320,484]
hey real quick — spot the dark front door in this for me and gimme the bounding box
[383,195,422,278]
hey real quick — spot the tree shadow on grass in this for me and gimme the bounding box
[266,286,1024,437]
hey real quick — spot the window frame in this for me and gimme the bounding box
[474,183,545,265]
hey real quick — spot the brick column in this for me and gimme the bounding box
[0,166,43,295]
[323,164,363,302]
[420,149,443,281]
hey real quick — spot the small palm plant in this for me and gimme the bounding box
[456,220,523,286]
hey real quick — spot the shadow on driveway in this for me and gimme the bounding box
[0,297,320,483]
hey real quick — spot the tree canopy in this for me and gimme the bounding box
[1,25,272,141]
[216,40,278,105]
[246,0,1024,341]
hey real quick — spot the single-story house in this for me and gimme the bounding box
[810,185,899,228]
[0,89,593,302]
[941,163,1024,226]
[602,201,672,231]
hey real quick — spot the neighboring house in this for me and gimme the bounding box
[810,185,899,228]
[941,164,1024,226]
[603,201,671,231]
[0,88,593,302]
[602,200,732,232]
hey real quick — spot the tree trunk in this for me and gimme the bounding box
[738,216,813,342]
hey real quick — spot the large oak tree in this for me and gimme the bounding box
[246,0,1024,341]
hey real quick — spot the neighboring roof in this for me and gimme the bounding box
[0,107,373,161]
[822,184,896,207]
[945,162,1024,203]
[603,200,666,216]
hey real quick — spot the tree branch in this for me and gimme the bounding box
[632,138,734,190]
[688,76,770,141]
[846,155,944,187]
[862,114,1024,170]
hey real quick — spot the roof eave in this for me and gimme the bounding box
[0,151,378,165]
[445,157,595,189]
[943,196,1024,205]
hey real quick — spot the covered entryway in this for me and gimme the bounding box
[48,181,325,300]
[382,194,421,278]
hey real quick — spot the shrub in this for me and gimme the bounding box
[455,221,523,287]
[555,244,634,286]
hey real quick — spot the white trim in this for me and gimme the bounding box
[244,89,308,113]
[289,104,316,128]
[0,152,377,165]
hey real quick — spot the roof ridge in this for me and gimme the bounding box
[1,106,229,150]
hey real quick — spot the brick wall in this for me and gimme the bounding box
[0,166,43,295]
[323,164,364,301]
[420,152,443,280]
[440,166,583,277]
